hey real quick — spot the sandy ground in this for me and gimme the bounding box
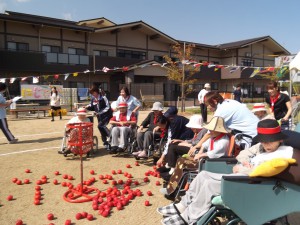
[1,110,300,225]
[0,111,170,225]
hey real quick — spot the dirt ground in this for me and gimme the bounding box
[0,111,170,225]
[1,110,300,225]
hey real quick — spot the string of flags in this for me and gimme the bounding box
[0,60,289,84]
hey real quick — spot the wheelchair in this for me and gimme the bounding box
[194,130,300,225]
[59,116,99,158]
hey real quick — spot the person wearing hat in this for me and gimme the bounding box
[252,103,274,121]
[0,82,18,144]
[86,85,113,150]
[164,115,207,174]
[198,83,211,123]
[58,107,91,155]
[158,119,293,225]
[133,102,165,158]
[109,101,137,153]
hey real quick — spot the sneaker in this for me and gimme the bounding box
[137,151,148,158]
[157,204,178,217]
[169,168,175,175]
[9,138,18,144]
[161,214,185,225]
[132,150,142,156]
[109,147,118,154]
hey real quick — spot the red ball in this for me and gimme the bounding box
[144,200,150,206]
[135,161,140,166]
[155,181,161,186]
[54,171,60,175]
[7,195,13,201]
[35,186,41,190]
[64,220,71,225]
[87,214,94,221]
[34,199,40,205]
[90,170,95,175]
[53,179,58,185]
[24,179,30,184]
[81,211,88,218]
[16,180,22,185]
[147,191,152,196]
[47,213,54,220]
[126,164,131,168]
[12,178,18,183]
[15,220,23,225]
[117,169,122,174]
[75,213,82,220]
[63,174,68,179]
[25,169,31,173]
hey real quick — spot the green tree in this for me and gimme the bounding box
[163,43,199,112]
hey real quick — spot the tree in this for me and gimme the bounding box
[163,43,199,112]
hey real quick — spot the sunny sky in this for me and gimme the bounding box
[1,0,299,54]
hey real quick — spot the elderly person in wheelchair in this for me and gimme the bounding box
[109,102,137,154]
[157,119,295,225]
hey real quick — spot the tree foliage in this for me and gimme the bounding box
[163,43,199,111]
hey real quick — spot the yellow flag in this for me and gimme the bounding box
[73,72,78,77]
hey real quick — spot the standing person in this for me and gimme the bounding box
[233,84,243,103]
[198,83,210,123]
[116,86,141,120]
[86,86,113,150]
[265,81,292,130]
[202,91,259,150]
[50,86,62,121]
[0,83,18,144]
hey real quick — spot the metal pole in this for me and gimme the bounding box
[181,42,186,112]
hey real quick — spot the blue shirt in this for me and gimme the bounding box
[0,93,7,119]
[214,99,258,139]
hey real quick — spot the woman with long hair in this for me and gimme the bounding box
[50,86,62,121]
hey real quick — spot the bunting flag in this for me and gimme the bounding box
[33,77,39,83]
[0,59,290,82]
[249,67,262,78]
[64,73,70,80]
[276,66,289,78]
[10,78,16,83]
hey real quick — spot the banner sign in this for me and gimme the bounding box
[21,85,63,100]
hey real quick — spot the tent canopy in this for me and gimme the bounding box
[289,51,300,71]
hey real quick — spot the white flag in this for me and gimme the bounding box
[33,77,39,84]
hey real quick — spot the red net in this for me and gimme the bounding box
[66,123,93,155]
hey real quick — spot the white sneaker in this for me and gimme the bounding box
[132,151,142,156]
[165,163,170,168]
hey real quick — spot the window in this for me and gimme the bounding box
[7,42,29,51]
[242,58,254,67]
[94,50,108,56]
[42,45,60,53]
[154,55,164,63]
[68,48,85,55]
[117,49,146,60]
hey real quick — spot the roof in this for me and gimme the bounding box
[177,40,219,50]
[0,11,94,32]
[215,36,290,55]
[94,21,178,44]
[78,17,116,28]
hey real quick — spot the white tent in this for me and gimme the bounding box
[289,51,300,96]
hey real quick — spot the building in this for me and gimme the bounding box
[0,10,290,102]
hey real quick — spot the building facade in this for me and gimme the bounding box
[0,11,290,102]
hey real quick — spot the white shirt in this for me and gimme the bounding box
[198,89,208,104]
[50,93,60,107]
[68,117,90,124]
[202,134,229,158]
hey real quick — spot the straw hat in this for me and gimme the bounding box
[203,116,230,133]
[118,102,128,108]
[151,102,163,111]
[252,103,268,113]
[76,108,87,115]
[253,119,287,143]
[186,115,203,129]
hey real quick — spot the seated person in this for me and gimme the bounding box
[133,102,165,158]
[157,119,293,225]
[252,102,274,121]
[165,114,207,175]
[109,102,137,154]
[160,116,230,196]
[164,106,194,140]
[58,108,91,155]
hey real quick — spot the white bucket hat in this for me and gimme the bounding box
[204,83,211,88]
[76,108,87,115]
[252,103,267,113]
[186,115,203,129]
[151,102,163,111]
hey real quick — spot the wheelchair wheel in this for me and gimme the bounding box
[207,217,221,225]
